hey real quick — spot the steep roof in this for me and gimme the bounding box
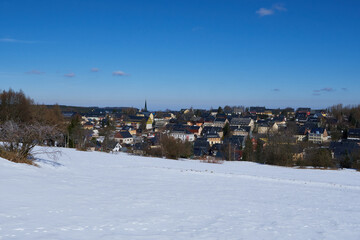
[114,131,133,139]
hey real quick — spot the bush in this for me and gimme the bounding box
[0,89,64,165]
[304,148,336,168]
[261,133,295,166]
[145,146,163,158]
[262,143,294,166]
[0,121,62,164]
[0,147,36,166]
[160,134,193,159]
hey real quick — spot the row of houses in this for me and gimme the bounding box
[68,105,355,163]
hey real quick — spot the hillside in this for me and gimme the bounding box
[1,147,360,239]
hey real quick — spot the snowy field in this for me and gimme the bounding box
[1,147,360,240]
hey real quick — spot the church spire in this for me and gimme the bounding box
[144,100,148,112]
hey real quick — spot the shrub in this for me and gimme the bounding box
[145,147,163,158]
[304,148,336,168]
[0,121,62,164]
[0,89,64,165]
[0,147,36,166]
[160,134,193,159]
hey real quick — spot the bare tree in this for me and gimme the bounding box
[0,89,65,165]
[0,121,63,165]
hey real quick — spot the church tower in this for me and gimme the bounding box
[144,100,148,112]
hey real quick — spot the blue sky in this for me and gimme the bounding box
[0,0,359,110]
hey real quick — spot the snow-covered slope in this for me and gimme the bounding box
[1,147,360,240]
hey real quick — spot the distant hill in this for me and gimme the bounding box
[45,105,139,115]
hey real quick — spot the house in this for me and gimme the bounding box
[294,126,310,142]
[272,115,286,127]
[154,119,169,129]
[295,113,308,124]
[308,128,328,144]
[145,113,154,129]
[193,138,210,157]
[263,109,273,116]
[282,108,295,117]
[213,118,228,128]
[201,126,223,138]
[232,126,252,137]
[233,106,244,115]
[125,115,145,129]
[112,142,122,152]
[329,140,360,160]
[296,108,311,116]
[114,131,134,144]
[193,117,205,127]
[257,121,278,134]
[163,112,175,120]
[125,114,153,130]
[170,130,195,142]
[224,136,246,149]
[137,112,154,129]
[203,116,216,126]
[348,129,360,141]
[250,106,266,115]
[187,125,202,136]
[121,125,137,135]
[230,117,255,131]
[204,133,222,146]
[210,109,218,116]
[84,114,104,122]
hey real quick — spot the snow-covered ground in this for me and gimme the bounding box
[1,147,360,240]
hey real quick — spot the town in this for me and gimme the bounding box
[60,101,360,169]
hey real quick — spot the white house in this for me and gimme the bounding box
[112,143,122,152]
[308,128,328,144]
[170,130,195,142]
[114,131,134,144]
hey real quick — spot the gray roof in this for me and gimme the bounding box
[230,118,251,125]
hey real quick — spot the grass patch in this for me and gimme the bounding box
[0,148,38,166]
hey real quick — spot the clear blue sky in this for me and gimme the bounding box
[1,0,359,110]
